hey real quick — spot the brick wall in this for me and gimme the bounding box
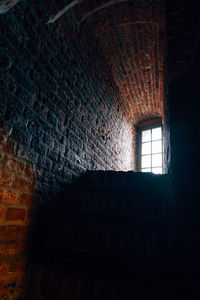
[0,125,36,299]
[0,3,134,298]
[91,0,165,124]
[69,0,165,125]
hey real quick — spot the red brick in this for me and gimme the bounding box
[13,178,33,193]
[4,242,22,255]
[0,172,13,186]
[20,194,33,205]
[2,141,15,154]
[6,208,26,221]
[6,158,17,171]
[0,278,17,296]
[0,226,27,240]
[0,190,18,204]
[0,207,5,219]
[0,244,4,254]
[6,158,24,174]
[9,258,26,273]
[25,165,35,178]
[0,261,8,277]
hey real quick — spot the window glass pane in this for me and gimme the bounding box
[142,142,151,155]
[142,130,151,142]
[152,127,161,140]
[152,140,162,154]
[152,154,162,167]
[152,167,162,174]
[142,168,151,172]
[142,155,151,168]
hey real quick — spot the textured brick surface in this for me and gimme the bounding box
[0,190,17,204]
[0,0,199,299]
[0,133,35,298]
[72,0,165,124]
[0,225,27,240]
[0,173,13,186]
[6,208,26,221]
[0,1,135,189]
[0,1,135,298]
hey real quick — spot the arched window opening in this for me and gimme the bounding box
[136,119,163,174]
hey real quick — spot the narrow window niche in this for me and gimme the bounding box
[137,120,163,174]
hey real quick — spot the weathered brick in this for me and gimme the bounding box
[20,194,34,205]
[0,244,4,254]
[0,278,17,298]
[4,242,23,255]
[0,226,27,241]
[6,158,25,174]
[0,190,18,204]
[0,207,5,219]
[0,261,8,277]
[25,165,35,178]
[1,140,15,155]
[0,172,13,186]
[0,7,136,191]
[13,178,33,193]
[12,127,31,147]
[6,208,26,222]
[9,258,26,273]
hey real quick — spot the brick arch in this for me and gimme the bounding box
[72,0,165,126]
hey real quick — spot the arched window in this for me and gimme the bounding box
[137,120,163,174]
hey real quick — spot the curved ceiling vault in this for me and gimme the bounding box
[44,0,165,125]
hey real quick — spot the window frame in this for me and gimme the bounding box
[136,121,163,173]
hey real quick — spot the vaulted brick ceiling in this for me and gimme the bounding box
[71,0,165,124]
[37,0,165,125]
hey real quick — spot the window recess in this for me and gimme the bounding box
[137,123,163,174]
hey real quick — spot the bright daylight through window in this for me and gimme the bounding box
[140,126,163,174]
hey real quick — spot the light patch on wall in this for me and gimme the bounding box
[120,123,134,171]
